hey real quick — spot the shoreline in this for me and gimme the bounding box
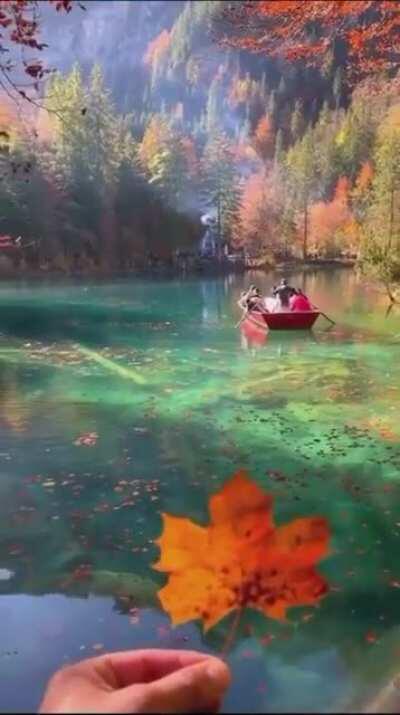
[0,258,356,281]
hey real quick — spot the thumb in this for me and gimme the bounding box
[113,656,231,714]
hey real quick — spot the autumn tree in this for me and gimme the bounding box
[0,0,78,102]
[144,29,171,89]
[234,169,284,260]
[252,114,274,161]
[308,176,355,258]
[220,1,400,82]
[139,115,188,206]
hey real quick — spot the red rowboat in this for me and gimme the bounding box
[246,309,320,331]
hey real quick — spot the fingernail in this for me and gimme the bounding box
[206,660,230,690]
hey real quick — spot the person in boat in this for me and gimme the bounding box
[272,278,296,310]
[238,285,263,312]
[290,288,313,312]
[247,287,265,312]
[238,287,255,311]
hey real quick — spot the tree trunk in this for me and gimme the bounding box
[303,197,308,261]
[388,180,395,251]
[217,192,222,262]
[99,191,117,272]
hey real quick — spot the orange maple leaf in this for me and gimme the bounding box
[154,470,330,631]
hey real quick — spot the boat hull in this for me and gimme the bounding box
[248,310,320,331]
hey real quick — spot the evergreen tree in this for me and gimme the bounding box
[201,131,240,257]
[285,130,319,259]
[290,100,305,143]
[366,106,400,252]
[274,128,284,166]
[333,66,343,111]
[206,74,222,134]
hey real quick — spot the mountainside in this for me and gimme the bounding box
[0,0,397,278]
[39,0,346,138]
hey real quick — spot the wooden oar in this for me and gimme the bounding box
[235,310,248,328]
[318,310,336,326]
[312,303,335,325]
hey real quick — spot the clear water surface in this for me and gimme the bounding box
[1,268,400,713]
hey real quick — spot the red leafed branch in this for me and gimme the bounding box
[220,1,400,81]
[0,0,78,103]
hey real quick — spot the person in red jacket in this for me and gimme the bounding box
[290,288,312,311]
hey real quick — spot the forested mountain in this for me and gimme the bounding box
[0,0,398,276]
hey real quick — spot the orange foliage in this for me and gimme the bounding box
[334,176,351,203]
[139,115,172,170]
[222,1,400,80]
[234,139,259,164]
[355,161,373,192]
[228,74,259,109]
[235,170,282,253]
[308,176,356,255]
[144,29,171,68]
[154,470,330,631]
[252,115,274,160]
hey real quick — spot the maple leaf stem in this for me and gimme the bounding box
[220,607,242,659]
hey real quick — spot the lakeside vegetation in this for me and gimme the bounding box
[0,1,397,297]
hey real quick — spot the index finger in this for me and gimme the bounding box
[104,648,214,687]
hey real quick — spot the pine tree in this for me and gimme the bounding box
[333,66,343,111]
[206,74,222,134]
[368,106,400,250]
[201,131,240,257]
[359,105,400,299]
[274,128,284,166]
[285,130,319,259]
[290,100,305,143]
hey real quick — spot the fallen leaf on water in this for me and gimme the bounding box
[242,649,256,659]
[302,612,315,622]
[154,470,330,632]
[365,631,378,644]
[260,633,274,646]
[74,432,98,447]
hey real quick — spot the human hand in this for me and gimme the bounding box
[39,648,231,714]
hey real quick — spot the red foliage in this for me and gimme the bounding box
[0,0,75,93]
[221,1,400,81]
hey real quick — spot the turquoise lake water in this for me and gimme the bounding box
[1,269,400,712]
